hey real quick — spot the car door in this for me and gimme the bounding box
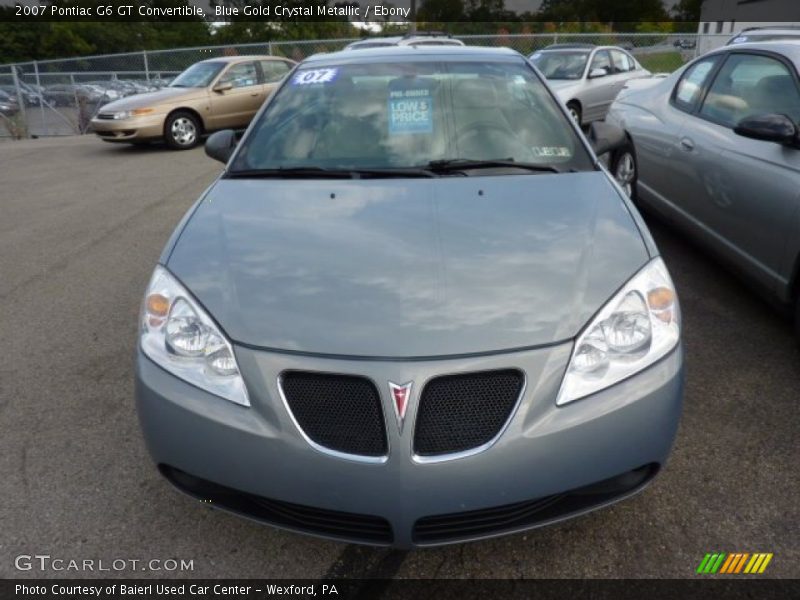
[635,54,723,210]
[208,61,263,130]
[582,50,618,120]
[673,51,800,293]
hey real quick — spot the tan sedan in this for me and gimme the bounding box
[91,56,295,149]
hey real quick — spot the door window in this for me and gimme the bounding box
[699,53,800,128]
[589,50,611,76]
[672,56,720,112]
[610,50,634,73]
[260,61,291,84]
[218,62,259,89]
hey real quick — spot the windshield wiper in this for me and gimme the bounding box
[426,158,561,174]
[225,166,438,179]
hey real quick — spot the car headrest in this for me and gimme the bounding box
[758,74,795,96]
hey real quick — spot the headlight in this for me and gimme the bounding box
[112,108,153,119]
[140,266,249,407]
[557,257,680,406]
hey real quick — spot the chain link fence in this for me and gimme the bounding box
[0,32,732,140]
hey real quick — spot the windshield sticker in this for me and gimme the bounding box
[292,68,338,86]
[531,146,571,158]
[388,88,433,134]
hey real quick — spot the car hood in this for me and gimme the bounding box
[167,172,649,358]
[98,87,205,111]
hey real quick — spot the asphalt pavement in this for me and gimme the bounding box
[0,136,797,579]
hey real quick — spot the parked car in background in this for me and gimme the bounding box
[673,38,696,50]
[0,89,20,116]
[0,84,43,106]
[136,45,684,548]
[91,55,295,149]
[727,26,800,46]
[530,44,651,124]
[345,31,464,50]
[606,41,800,336]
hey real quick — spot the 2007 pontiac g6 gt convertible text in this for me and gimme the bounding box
[135,46,685,548]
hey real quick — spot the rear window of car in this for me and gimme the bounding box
[231,59,594,174]
[672,56,721,112]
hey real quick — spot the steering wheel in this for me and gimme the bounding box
[454,121,532,160]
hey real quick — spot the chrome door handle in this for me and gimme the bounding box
[680,137,695,151]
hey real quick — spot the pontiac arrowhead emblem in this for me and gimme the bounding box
[389,381,413,432]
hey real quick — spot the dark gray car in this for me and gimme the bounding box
[607,41,800,336]
[136,46,684,548]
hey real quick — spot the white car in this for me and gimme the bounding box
[345,32,464,51]
[530,44,651,124]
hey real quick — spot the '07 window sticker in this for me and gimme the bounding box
[292,68,339,86]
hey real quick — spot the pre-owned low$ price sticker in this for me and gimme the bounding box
[388,86,433,134]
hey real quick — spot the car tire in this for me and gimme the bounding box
[611,143,638,201]
[567,102,582,125]
[165,110,201,150]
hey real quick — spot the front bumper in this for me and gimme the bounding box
[136,342,684,548]
[90,114,165,142]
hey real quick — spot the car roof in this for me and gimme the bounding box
[707,39,800,62]
[198,55,288,64]
[738,26,800,34]
[537,44,630,53]
[541,43,596,50]
[304,45,520,65]
[346,37,404,46]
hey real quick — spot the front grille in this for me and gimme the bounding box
[96,113,116,120]
[413,369,524,457]
[161,466,393,545]
[413,464,659,544]
[280,371,387,457]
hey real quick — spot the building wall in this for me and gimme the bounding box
[696,0,800,54]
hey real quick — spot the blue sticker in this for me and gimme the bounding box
[292,68,338,86]
[388,88,433,135]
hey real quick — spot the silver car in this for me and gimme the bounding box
[727,26,800,46]
[136,46,684,548]
[345,32,465,50]
[606,41,800,336]
[530,44,651,124]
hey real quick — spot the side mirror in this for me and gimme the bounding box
[588,121,627,156]
[588,67,608,79]
[205,129,237,164]
[213,81,233,93]
[734,113,799,148]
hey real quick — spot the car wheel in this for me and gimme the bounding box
[567,102,582,125]
[611,144,637,200]
[165,111,200,149]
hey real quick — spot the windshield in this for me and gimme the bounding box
[531,51,590,80]
[230,59,592,175]
[170,62,225,88]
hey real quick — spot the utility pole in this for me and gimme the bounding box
[409,0,417,33]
